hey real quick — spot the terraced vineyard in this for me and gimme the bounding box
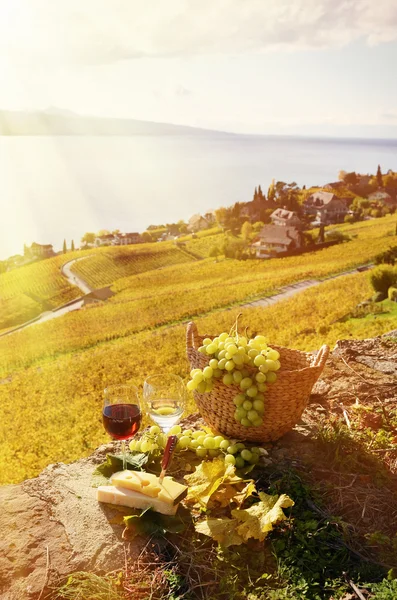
[70,243,196,288]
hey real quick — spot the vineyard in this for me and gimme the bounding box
[1,268,397,485]
[0,216,396,375]
[69,243,196,288]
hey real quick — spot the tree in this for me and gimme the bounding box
[141,231,153,243]
[23,243,30,257]
[209,245,221,262]
[112,229,121,235]
[257,185,264,201]
[318,224,325,244]
[267,179,276,203]
[376,164,382,188]
[97,229,110,237]
[63,239,67,254]
[215,207,228,228]
[342,172,358,186]
[241,221,253,241]
[71,240,75,251]
[81,232,96,245]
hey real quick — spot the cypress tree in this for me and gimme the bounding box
[63,239,67,254]
[71,240,75,251]
[376,164,382,188]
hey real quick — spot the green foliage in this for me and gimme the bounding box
[81,232,95,245]
[141,231,153,243]
[51,571,122,600]
[123,507,186,538]
[325,229,350,242]
[388,287,397,302]
[241,221,253,241]
[375,246,397,265]
[369,578,397,600]
[94,453,148,477]
[370,265,397,296]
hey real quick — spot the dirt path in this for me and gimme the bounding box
[61,257,93,295]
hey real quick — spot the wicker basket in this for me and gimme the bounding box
[186,321,329,442]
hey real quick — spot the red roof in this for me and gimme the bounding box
[257,225,299,245]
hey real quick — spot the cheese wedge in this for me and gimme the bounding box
[110,470,188,506]
[97,485,179,516]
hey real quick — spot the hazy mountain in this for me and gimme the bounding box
[0,109,223,136]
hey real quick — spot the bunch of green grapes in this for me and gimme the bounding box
[130,425,267,470]
[186,331,280,427]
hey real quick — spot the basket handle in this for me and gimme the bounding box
[313,345,330,369]
[186,321,200,351]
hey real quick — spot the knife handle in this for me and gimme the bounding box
[159,435,178,482]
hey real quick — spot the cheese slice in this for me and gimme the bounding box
[110,470,187,506]
[97,485,179,516]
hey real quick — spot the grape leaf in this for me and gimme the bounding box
[210,480,256,508]
[123,507,186,539]
[232,492,294,542]
[94,453,148,478]
[184,458,240,507]
[195,518,244,547]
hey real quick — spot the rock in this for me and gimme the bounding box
[0,443,143,600]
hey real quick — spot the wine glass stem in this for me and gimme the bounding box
[121,440,126,470]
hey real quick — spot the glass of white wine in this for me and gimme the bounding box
[143,374,186,434]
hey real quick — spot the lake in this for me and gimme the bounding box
[0,133,396,258]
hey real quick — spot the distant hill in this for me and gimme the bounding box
[0,109,225,136]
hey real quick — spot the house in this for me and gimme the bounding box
[30,242,54,257]
[303,191,348,224]
[188,214,210,232]
[368,191,394,205]
[270,208,302,229]
[252,225,301,258]
[115,232,140,245]
[94,234,116,247]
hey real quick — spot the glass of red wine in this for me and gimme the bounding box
[103,384,141,471]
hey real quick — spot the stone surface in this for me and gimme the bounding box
[0,443,142,600]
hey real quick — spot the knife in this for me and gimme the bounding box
[159,434,178,483]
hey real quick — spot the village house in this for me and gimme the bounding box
[94,234,116,247]
[188,214,210,232]
[270,208,302,229]
[30,242,55,258]
[252,224,302,258]
[368,190,394,205]
[303,191,348,224]
[115,232,140,245]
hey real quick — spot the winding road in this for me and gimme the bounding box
[61,257,93,295]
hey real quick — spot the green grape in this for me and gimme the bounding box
[235,456,245,468]
[190,368,201,378]
[235,443,245,450]
[197,435,206,445]
[141,440,150,452]
[242,400,253,411]
[219,332,228,342]
[273,360,281,371]
[205,381,214,392]
[267,348,280,361]
[203,437,216,449]
[218,358,227,370]
[248,348,260,359]
[241,418,251,427]
[193,371,204,383]
[224,454,236,465]
[203,366,213,379]
[254,354,267,367]
[259,364,269,374]
[234,410,242,422]
[213,368,223,378]
[203,338,212,346]
[251,447,261,454]
[257,382,268,392]
[254,335,267,346]
[241,449,252,461]
[222,373,233,386]
[179,436,191,448]
[187,380,197,391]
[225,337,235,344]
[169,425,182,435]
[240,377,253,390]
[232,353,244,366]
[253,399,265,413]
[246,386,258,398]
[217,342,225,351]
[225,360,235,371]
[198,346,207,354]
[233,394,246,407]
[190,439,199,449]
[150,425,161,435]
[197,381,207,393]
[220,439,230,450]
[255,372,266,383]
[213,436,224,448]
[208,449,219,457]
[252,417,264,426]
[248,453,260,464]
[238,336,248,347]
[192,430,203,439]
[267,372,277,384]
[206,343,218,355]
[225,351,232,360]
[236,407,247,420]
[209,359,218,370]
[227,444,239,455]
[196,447,207,458]
[217,350,227,360]
[247,410,259,422]
[134,440,141,452]
[227,345,238,356]
[129,440,136,451]
[184,429,193,436]
[265,359,278,371]
[233,371,243,384]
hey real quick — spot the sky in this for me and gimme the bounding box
[0,0,397,136]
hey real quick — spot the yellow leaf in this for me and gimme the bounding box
[232,492,294,542]
[195,518,244,547]
[184,458,239,507]
[210,480,256,508]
